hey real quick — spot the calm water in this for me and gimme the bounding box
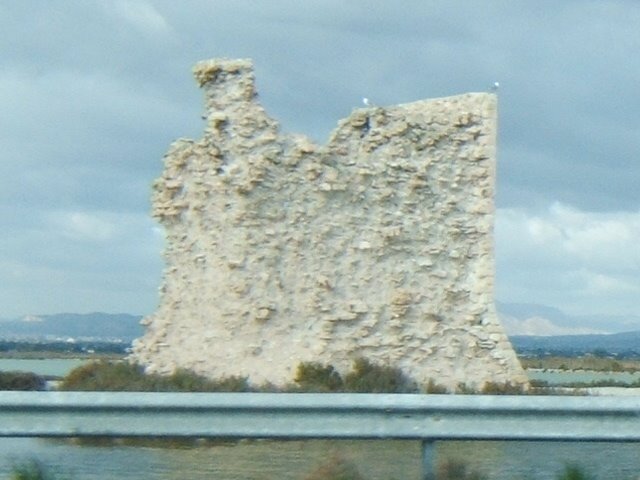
[0,358,88,377]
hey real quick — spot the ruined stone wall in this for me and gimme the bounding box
[130,58,528,390]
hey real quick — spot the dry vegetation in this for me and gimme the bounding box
[55,358,526,394]
[519,355,640,372]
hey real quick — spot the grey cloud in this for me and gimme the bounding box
[2,0,640,318]
[0,206,162,317]
[495,204,640,315]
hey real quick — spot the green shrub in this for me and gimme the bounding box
[424,379,448,394]
[0,371,46,391]
[343,358,418,393]
[294,359,419,393]
[58,360,252,392]
[294,362,344,392]
[58,361,148,391]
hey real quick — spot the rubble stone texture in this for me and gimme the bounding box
[130,58,528,390]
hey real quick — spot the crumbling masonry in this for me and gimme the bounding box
[130,58,528,390]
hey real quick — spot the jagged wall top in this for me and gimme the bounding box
[131,58,527,390]
[194,58,256,98]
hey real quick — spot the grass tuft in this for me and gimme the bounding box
[481,381,526,395]
[343,358,418,393]
[556,464,593,480]
[302,454,366,480]
[437,459,487,480]
[10,461,65,480]
[295,362,343,392]
[294,359,419,393]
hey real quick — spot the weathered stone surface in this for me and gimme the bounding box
[130,58,528,390]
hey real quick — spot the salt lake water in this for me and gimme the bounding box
[0,358,87,377]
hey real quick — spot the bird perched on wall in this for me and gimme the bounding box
[362,97,375,107]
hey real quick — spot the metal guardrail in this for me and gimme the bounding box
[2,392,640,479]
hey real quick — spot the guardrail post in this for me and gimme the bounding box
[422,439,436,480]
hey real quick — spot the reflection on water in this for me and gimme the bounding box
[2,438,640,480]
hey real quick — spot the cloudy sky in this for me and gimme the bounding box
[1,1,639,324]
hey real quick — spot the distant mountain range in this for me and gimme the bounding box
[497,301,640,336]
[510,331,640,357]
[497,302,640,356]
[0,312,143,342]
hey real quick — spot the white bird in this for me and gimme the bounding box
[362,97,373,107]
[491,81,500,92]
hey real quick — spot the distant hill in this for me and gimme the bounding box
[497,301,640,336]
[510,330,640,357]
[497,301,640,356]
[0,313,144,342]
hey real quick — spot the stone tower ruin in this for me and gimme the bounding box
[130,58,528,390]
